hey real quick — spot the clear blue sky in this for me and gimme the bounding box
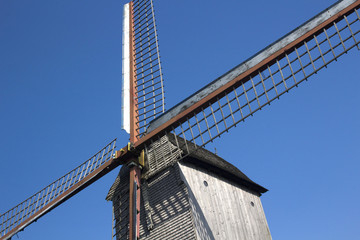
[1,0,359,239]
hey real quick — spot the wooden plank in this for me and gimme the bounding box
[179,162,272,240]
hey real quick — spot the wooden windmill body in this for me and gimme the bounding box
[1,0,360,240]
[106,135,271,239]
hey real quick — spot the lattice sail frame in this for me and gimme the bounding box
[142,1,360,166]
[0,140,117,239]
[133,0,165,138]
[1,1,360,240]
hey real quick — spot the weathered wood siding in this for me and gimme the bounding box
[110,166,131,239]
[179,162,272,240]
[139,165,196,240]
[108,134,271,240]
[109,164,197,240]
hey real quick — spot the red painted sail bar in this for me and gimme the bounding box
[132,0,165,138]
[0,140,120,240]
[135,0,360,155]
[128,1,142,240]
[1,1,360,240]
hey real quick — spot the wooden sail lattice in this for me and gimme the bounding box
[133,0,165,137]
[0,140,116,239]
[143,2,360,164]
[1,1,360,240]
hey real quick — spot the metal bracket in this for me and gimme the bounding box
[126,147,145,169]
[128,142,135,151]
[138,150,145,167]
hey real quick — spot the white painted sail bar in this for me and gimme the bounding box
[146,0,357,133]
[121,3,131,134]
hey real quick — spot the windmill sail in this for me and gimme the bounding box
[121,0,165,139]
[1,1,360,239]
[134,0,360,164]
[1,1,166,239]
[0,140,117,240]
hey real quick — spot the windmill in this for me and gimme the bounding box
[0,0,360,239]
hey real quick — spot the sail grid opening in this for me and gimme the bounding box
[145,6,360,163]
[0,140,117,239]
[133,0,165,137]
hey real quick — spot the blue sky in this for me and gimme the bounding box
[1,0,359,239]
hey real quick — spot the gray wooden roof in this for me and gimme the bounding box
[183,145,268,194]
[106,135,267,200]
[166,134,267,194]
